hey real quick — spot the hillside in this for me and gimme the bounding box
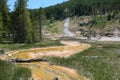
[45,14,120,38]
[43,0,120,20]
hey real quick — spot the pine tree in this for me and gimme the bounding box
[0,12,3,42]
[38,8,47,42]
[30,10,39,42]
[0,0,10,42]
[13,0,32,43]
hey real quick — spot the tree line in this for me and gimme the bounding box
[0,0,120,43]
[44,0,120,20]
[0,0,46,44]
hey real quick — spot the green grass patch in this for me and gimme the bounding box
[0,60,31,80]
[93,16,107,28]
[48,42,120,80]
[0,40,62,51]
[0,50,4,54]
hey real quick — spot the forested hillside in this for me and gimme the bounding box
[44,0,120,20]
[0,0,120,43]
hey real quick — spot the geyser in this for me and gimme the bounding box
[63,18,74,37]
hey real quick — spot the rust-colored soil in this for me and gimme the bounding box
[19,62,88,80]
[4,41,91,59]
[0,41,91,80]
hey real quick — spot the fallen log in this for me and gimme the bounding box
[10,58,47,63]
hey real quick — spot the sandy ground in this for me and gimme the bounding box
[0,41,91,80]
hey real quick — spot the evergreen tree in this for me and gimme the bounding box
[0,0,10,42]
[43,0,120,20]
[38,8,46,42]
[13,0,33,43]
[30,9,39,42]
[0,12,3,42]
